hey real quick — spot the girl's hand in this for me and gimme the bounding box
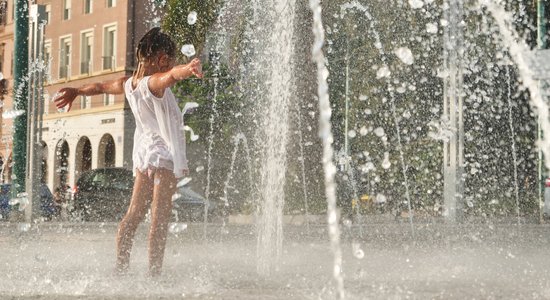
[187,58,203,79]
[53,88,78,112]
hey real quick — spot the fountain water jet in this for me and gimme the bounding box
[254,0,296,276]
[310,0,345,298]
[340,1,415,235]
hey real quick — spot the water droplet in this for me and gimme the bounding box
[352,243,365,259]
[374,127,385,137]
[181,44,196,58]
[426,22,438,34]
[51,91,65,102]
[375,194,387,203]
[154,178,161,185]
[2,110,25,119]
[343,219,352,228]
[18,223,31,232]
[382,152,391,169]
[376,65,391,79]
[348,130,356,138]
[0,72,3,80]
[169,223,187,233]
[394,47,414,65]
[187,11,198,25]
[177,177,192,187]
[196,166,205,172]
[408,0,424,9]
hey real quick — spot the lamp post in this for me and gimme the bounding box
[25,5,46,221]
[344,41,350,172]
[442,0,465,222]
[537,0,547,223]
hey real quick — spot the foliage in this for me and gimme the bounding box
[322,0,540,217]
[162,0,223,60]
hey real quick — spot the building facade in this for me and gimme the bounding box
[0,0,15,183]
[34,0,157,191]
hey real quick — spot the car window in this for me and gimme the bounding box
[111,176,133,189]
[91,170,132,189]
[92,173,107,185]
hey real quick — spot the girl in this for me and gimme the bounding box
[54,27,203,276]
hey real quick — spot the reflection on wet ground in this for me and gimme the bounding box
[1,221,549,299]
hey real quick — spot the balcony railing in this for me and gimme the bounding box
[102,56,115,70]
[80,61,91,75]
[59,65,68,79]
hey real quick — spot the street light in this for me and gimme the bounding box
[537,0,547,223]
[442,0,465,222]
[25,4,46,221]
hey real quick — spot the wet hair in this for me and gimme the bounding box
[136,27,176,61]
[134,27,176,78]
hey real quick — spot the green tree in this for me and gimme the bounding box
[163,0,223,58]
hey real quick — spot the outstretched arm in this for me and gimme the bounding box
[148,58,203,98]
[54,76,129,112]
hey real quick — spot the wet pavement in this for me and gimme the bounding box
[0,220,550,299]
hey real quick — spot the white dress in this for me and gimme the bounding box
[124,76,188,178]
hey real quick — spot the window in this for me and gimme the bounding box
[84,0,92,14]
[80,31,93,74]
[103,94,114,106]
[80,95,91,109]
[0,1,7,26]
[59,37,71,78]
[43,93,49,114]
[63,0,71,20]
[107,0,116,8]
[102,25,116,70]
[43,41,51,82]
[0,43,4,74]
[45,5,51,24]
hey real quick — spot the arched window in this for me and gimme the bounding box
[54,140,70,189]
[98,134,115,168]
[75,137,92,179]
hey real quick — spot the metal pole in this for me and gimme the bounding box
[443,0,464,222]
[25,5,46,221]
[537,0,547,223]
[25,12,37,222]
[13,0,29,198]
[37,23,46,182]
[344,44,350,171]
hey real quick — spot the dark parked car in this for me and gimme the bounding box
[73,168,134,221]
[0,184,10,220]
[73,167,214,222]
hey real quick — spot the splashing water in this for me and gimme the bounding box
[310,0,345,298]
[340,1,415,236]
[479,0,550,170]
[183,125,199,141]
[181,44,196,58]
[254,0,296,275]
[2,110,25,119]
[187,11,198,25]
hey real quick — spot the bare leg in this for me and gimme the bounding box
[116,170,153,272]
[148,168,176,276]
